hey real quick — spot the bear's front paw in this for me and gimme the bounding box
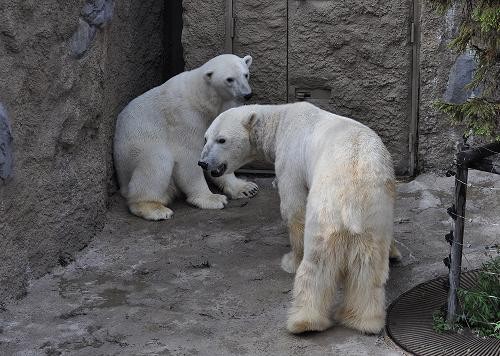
[224,180,258,199]
[187,193,228,209]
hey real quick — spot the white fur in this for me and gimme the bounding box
[114,54,258,220]
[201,102,400,334]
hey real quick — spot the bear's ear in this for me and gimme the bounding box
[204,71,214,82]
[243,55,253,68]
[243,111,257,132]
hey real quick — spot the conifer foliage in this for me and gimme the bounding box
[430,0,500,140]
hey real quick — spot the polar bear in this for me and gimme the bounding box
[114,54,258,220]
[199,102,401,334]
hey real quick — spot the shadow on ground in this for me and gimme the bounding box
[1,172,498,355]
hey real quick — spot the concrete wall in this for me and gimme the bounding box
[182,0,226,69]
[183,0,414,175]
[0,0,166,302]
[182,0,288,106]
[287,0,413,175]
[183,0,474,174]
[233,1,288,105]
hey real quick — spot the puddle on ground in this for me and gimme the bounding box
[58,273,148,310]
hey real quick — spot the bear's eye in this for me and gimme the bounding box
[226,78,234,83]
[217,138,226,144]
[244,73,249,79]
[204,137,207,144]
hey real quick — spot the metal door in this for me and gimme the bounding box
[230,0,288,105]
[228,0,418,175]
[229,0,288,171]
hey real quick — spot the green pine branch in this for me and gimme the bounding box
[429,0,500,140]
[434,98,500,140]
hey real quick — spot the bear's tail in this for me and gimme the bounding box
[309,131,394,237]
[339,133,394,236]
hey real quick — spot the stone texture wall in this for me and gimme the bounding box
[418,3,467,172]
[183,0,414,175]
[0,0,165,302]
[287,0,413,175]
[233,1,288,105]
[182,0,226,69]
[182,0,288,105]
[183,0,478,174]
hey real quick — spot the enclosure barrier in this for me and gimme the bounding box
[444,141,500,323]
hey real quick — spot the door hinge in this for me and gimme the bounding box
[409,133,414,153]
[410,22,415,44]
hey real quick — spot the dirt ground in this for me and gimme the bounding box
[1,171,499,356]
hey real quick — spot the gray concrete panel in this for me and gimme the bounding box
[288,0,413,175]
[182,0,226,69]
[233,0,288,105]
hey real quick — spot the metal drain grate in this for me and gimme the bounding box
[386,270,500,356]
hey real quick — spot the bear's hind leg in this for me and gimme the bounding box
[127,152,175,221]
[336,234,390,334]
[287,228,338,334]
[389,239,402,263]
[281,217,305,274]
[279,178,308,274]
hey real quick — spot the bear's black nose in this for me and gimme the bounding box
[244,93,253,100]
[198,161,208,170]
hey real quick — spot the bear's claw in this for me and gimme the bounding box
[225,181,259,199]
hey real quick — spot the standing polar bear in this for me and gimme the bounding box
[114,54,258,220]
[199,102,401,334]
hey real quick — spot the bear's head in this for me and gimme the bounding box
[203,54,253,102]
[198,107,257,177]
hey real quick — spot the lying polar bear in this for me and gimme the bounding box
[114,54,258,221]
[199,102,401,334]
